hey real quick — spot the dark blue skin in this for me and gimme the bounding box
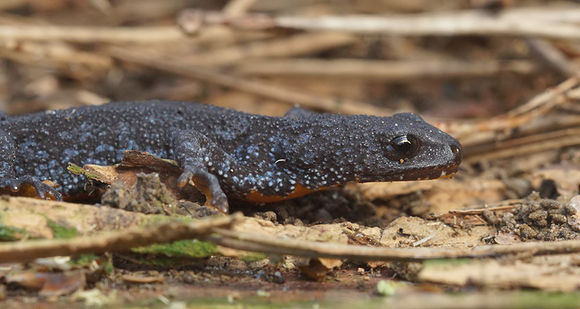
[0,101,462,213]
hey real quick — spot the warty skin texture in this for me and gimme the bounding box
[0,101,462,212]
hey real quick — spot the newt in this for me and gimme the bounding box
[0,101,462,213]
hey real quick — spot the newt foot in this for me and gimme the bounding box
[0,175,62,200]
[178,167,229,213]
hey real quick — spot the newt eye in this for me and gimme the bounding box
[386,135,420,161]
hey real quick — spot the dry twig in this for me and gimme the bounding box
[526,38,578,77]
[455,77,580,147]
[0,214,241,263]
[180,32,357,67]
[464,128,580,162]
[183,7,580,39]
[0,41,112,69]
[445,200,523,216]
[205,227,580,262]
[108,47,393,115]
[0,25,184,43]
[236,58,538,80]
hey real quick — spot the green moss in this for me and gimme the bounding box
[70,254,115,274]
[132,239,218,258]
[241,252,268,263]
[67,163,102,180]
[67,163,84,174]
[133,216,220,259]
[512,292,580,309]
[0,224,27,241]
[47,220,78,239]
[104,259,114,274]
[71,254,99,266]
[0,212,28,241]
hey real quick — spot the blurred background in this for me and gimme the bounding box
[0,0,575,119]
[2,2,580,303]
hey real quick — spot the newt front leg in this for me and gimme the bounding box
[172,130,238,213]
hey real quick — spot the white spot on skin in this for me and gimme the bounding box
[441,171,446,177]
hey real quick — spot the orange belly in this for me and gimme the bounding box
[244,183,328,203]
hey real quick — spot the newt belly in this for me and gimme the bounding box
[244,183,328,203]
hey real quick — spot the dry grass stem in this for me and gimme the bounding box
[454,77,580,146]
[108,46,393,115]
[274,11,580,39]
[181,32,357,67]
[0,25,184,43]
[186,7,580,39]
[464,128,580,163]
[526,38,579,76]
[236,58,538,80]
[0,41,112,69]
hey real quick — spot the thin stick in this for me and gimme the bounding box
[108,47,393,116]
[209,227,580,262]
[464,130,580,162]
[180,33,357,67]
[273,12,580,39]
[447,205,522,216]
[0,214,241,264]
[236,58,538,80]
[526,38,578,77]
[0,25,184,43]
[0,41,112,69]
[463,123,580,159]
[183,7,580,39]
[505,77,579,118]
[453,77,579,144]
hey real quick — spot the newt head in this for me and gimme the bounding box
[273,112,462,191]
[353,112,462,183]
[349,112,463,183]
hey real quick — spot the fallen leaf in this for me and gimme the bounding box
[297,258,330,281]
[318,257,343,269]
[494,231,521,244]
[6,270,85,297]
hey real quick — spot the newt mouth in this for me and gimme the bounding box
[380,165,459,182]
[403,163,460,181]
[363,159,461,183]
